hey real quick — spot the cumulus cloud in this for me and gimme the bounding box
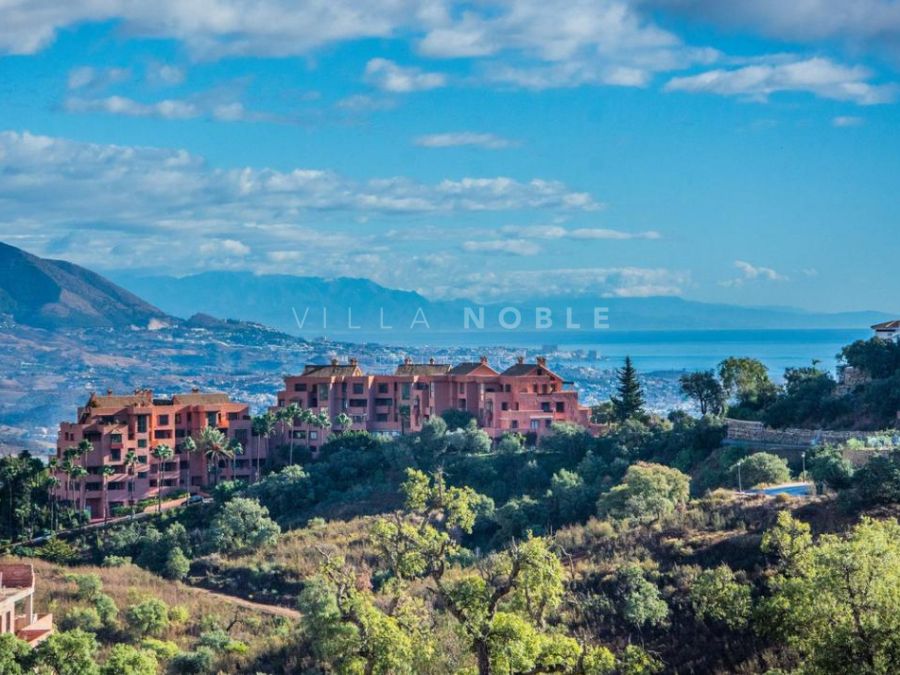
[415,132,517,149]
[665,57,897,105]
[720,260,788,287]
[646,0,900,61]
[146,62,185,85]
[462,239,540,256]
[501,225,660,240]
[450,266,689,301]
[364,58,447,93]
[64,94,277,123]
[0,1,719,93]
[0,130,600,233]
[67,66,130,90]
[833,115,864,127]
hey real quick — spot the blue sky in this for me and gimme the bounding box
[0,1,898,313]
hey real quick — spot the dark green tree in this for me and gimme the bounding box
[611,356,645,422]
[679,371,726,416]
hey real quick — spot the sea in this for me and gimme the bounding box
[328,328,872,378]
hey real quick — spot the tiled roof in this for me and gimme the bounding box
[500,363,562,379]
[395,363,451,376]
[448,362,498,376]
[88,392,153,408]
[171,393,232,405]
[301,364,364,377]
[873,320,900,330]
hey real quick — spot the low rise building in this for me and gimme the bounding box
[873,320,900,342]
[272,356,597,450]
[0,563,53,646]
[53,389,252,517]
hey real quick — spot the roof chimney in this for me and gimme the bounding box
[479,355,488,365]
[536,356,547,367]
[349,357,358,366]
[331,358,339,366]
[192,387,200,393]
[429,357,435,365]
[404,356,413,365]
[106,388,112,396]
[516,355,525,365]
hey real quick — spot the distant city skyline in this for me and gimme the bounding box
[0,2,898,313]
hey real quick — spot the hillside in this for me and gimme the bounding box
[0,241,169,329]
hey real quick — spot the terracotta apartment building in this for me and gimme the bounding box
[272,356,596,450]
[53,389,251,518]
[0,563,53,646]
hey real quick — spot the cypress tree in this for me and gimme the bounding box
[612,356,645,422]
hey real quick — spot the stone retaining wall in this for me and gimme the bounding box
[724,418,896,448]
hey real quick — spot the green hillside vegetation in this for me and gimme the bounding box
[3,344,900,672]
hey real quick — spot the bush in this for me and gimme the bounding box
[125,598,170,637]
[169,647,215,674]
[139,638,180,660]
[60,606,103,633]
[66,573,103,600]
[206,497,280,555]
[163,547,191,581]
[732,452,791,488]
[598,462,690,521]
[100,644,158,675]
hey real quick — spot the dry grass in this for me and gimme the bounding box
[9,556,294,671]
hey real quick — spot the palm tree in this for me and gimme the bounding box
[277,403,302,467]
[251,413,276,482]
[227,438,244,480]
[45,475,60,531]
[316,408,332,445]
[151,444,174,513]
[180,436,197,495]
[124,449,138,516]
[101,466,114,523]
[70,465,88,514]
[61,448,77,503]
[76,438,93,467]
[333,412,352,434]
[196,425,230,487]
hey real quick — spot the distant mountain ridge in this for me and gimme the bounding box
[0,242,169,329]
[113,270,895,336]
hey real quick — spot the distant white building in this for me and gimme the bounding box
[873,320,900,342]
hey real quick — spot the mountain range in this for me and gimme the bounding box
[0,242,893,336]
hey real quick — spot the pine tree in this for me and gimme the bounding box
[612,356,645,422]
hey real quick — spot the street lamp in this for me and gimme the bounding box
[737,459,744,493]
[801,451,807,480]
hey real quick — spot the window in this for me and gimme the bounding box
[108,481,125,491]
[137,455,148,464]
[137,439,148,448]
[294,382,307,392]
[309,431,318,440]
[555,402,565,413]
[179,460,189,470]
[376,413,389,422]
[511,420,519,429]
[154,430,172,439]
[545,419,552,428]
[377,383,389,394]
[530,420,540,430]
[353,382,364,394]
[501,402,509,411]
[175,429,186,438]
[375,398,392,407]
[349,398,367,408]
[110,433,122,444]
[149,479,157,487]
[137,471,148,479]
[175,414,182,424]
[110,449,121,461]
[227,412,239,421]
[541,402,551,412]
[401,383,410,400]
[158,414,169,425]
[458,399,466,410]
[136,415,148,433]
[206,412,218,427]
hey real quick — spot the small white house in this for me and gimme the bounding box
[872,320,900,342]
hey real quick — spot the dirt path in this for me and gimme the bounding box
[187,585,301,620]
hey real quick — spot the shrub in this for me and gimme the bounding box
[139,638,180,660]
[163,547,191,581]
[66,573,103,600]
[93,593,119,629]
[125,598,170,637]
[206,497,280,555]
[169,647,215,674]
[732,452,791,488]
[100,644,158,675]
[60,606,103,633]
[598,462,690,521]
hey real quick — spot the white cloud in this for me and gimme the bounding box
[414,132,517,149]
[665,57,897,105]
[646,0,900,61]
[449,266,689,301]
[0,130,600,231]
[364,58,447,93]
[199,238,251,257]
[67,66,130,90]
[64,94,277,123]
[833,115,864,127]
[335,94,397,112]
[501,225,660,240]
[462,239,540,256]
[720,260,788,287]
[146,62,185,85]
